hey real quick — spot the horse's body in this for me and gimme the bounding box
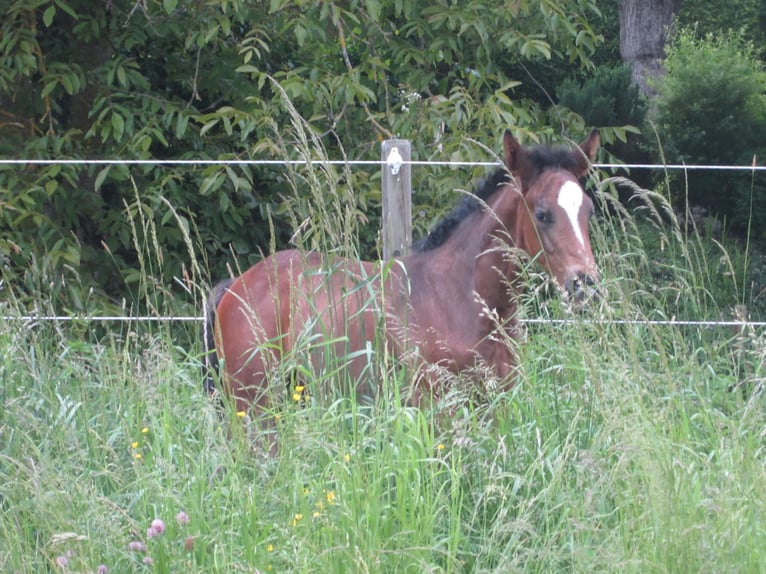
[205,130,600,421]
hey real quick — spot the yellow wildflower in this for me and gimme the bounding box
[141,427,149,434]
[326,490,336,505]
[131,441,139,449]
[266,544,274,552]
[236,411,246,418]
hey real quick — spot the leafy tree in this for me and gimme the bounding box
[0,0,612,313]
[677,0,766,58]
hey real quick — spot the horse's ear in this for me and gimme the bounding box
[503,130,526,176]
[573,129,600,177]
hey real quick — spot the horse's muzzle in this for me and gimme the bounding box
[565,272,600,305]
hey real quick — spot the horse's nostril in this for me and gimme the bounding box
[566,273,600,304]
[565,273,584,292]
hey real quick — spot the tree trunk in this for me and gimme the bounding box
[619,0,681,97]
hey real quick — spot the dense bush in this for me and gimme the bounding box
[556,65,646,164]
[558,65,644,128]
[651,30,766,233]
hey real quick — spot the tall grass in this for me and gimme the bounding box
[3,305,765,572]
[3,127,766,572]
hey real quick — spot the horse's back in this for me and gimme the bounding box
[215,249,313,354]
[219,249,379,328]
[213,250,385,399]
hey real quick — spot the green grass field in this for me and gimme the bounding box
[3,288,766,572]
[3,155,766,572]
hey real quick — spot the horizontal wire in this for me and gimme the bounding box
[3,315,765,329]
[0,158,764,171]
[3,316,204,322]
[521,318,765,327]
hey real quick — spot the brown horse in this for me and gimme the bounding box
[204,129,600,425]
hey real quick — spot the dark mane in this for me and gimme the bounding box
[414,168,510,252]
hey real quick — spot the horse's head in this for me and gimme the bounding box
[503,130,600,303]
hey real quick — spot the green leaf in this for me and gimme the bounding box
[163,0,178,14]
[61,73,78,95]
[219,192,230,212]
[111,113,124,141]
[200,173,224,196]
[175,114,189,139]
[100,122,111,143]
[366,0,381,22]
[200,119,220,137]
[225,166,239,191]
[43,5,56,27]
[235,64,260,75]
[294,24,307,46]
[94,166,111,192]
[53,0,78,20]
[116,65,127,88]
[268,0,283,14]
[41,79,59,99]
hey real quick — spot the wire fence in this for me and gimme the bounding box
[2,155,764,329]
[1,158,765,172]
[4,315,766,329]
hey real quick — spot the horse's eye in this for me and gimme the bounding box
[535,208,552,224]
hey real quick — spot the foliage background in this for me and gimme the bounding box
[4,3,766,571]
[0,0,620,314]
[1,0,765,313]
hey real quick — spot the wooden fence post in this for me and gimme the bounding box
[381,139,412,260]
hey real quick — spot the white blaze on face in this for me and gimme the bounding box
[557,180,586,247]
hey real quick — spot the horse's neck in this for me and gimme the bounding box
[402,186,524,313]
[472,189,526,312]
